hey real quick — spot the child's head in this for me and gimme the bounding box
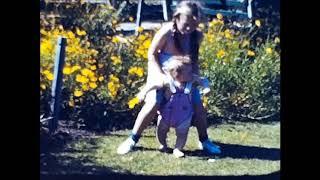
[165,56,193,83]
[173,1,201,34]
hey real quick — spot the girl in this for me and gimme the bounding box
[117,1,221,155]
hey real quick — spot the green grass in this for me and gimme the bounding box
[41,121,280,176]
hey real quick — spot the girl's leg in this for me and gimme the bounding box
[132,99,159,135]
[192,89,221,154]
[117,90,160,155]
[193,102,208,142]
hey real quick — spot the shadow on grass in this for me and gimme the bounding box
[106,133,156,138]
[40,152,132,176]
[183,142,279,161]
[132,142,279,161]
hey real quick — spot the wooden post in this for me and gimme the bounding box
[247,0,253,19]
[162,0,169,21]
[49,36,67,134]
[135,0,144,36]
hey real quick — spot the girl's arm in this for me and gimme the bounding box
[147,24,171,76]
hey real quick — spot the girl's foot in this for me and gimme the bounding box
[117,138,136,155]
[173,148,185,158]
[198,140,221,154]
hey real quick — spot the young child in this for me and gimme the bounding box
[136,56,211,158]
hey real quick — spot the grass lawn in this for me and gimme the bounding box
[40,121,280,176]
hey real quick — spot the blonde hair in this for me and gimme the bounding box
[164,56,192,78]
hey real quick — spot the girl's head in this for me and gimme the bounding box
[173,1,201,34]
[165,56,193,83]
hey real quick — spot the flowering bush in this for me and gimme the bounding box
[40,2,280,131]
[40,2,154,130]
[199,14,280,121]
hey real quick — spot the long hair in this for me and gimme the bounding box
[171,1,202,64]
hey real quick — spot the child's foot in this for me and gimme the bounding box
[198,140,221,154]
[159,145,168,152]
[173,148,185,158]
[117,138,136,155]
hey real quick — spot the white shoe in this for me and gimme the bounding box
[173,148,185,158]
[159,144,168,152]
[117,138,136,155]
[198,140,221,154]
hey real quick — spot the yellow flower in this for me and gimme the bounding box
[137,35,146,41]
[46,72,54,81]
[247,50,255,56]
[89,82,97,89]
[266,48,272,54]
[91,49,98,56]
[76,74,89,84]
[242,40,250,48]
[107,81,120,98]
[81,68,92,76]
[202,96,208,108]
[40,84,46,90]
[128,67,144,77]
[67,31,75,39]
[98,76,104,82]
[142,39,151,49]
[76,28,86,36]
[217,13,223,20]
[74,90,83,97]
[40,29,47,36]
[137,26,144,33]
[216,50,226,59]
[224,29,232,39]
[112,36,120,43]
[136,67,144,77]
[82,84,89,91]
[206,34,215,43]
[90,76,98,82]
[87,71,95,78]
[210,19,224,27]
[71,65,81,73]
[112,20,118,25]
[111,56,122,65]
[128,97,140,109]
[68,100,75,107]
[274,37,280,43]
[43,70,50,75]
[109,74,120,83]
[129,16,134,22]
[63,67,72,75]
[255,20,261,27]
[90,65,97,70]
